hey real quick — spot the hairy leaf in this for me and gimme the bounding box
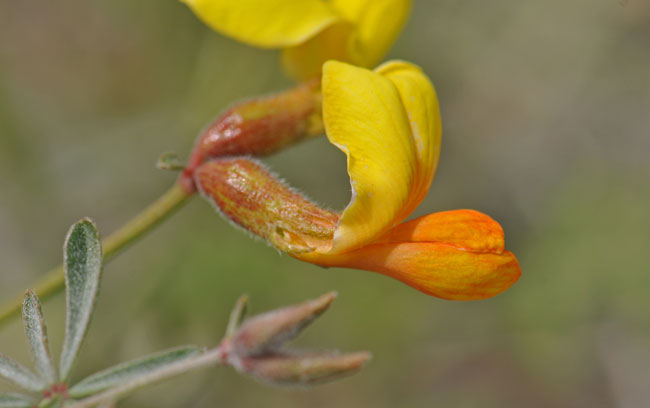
[22,292,57,384]
[0,353,44,392]
[68,346,201,398]
[60,218,103,380]
[0,393,34,408]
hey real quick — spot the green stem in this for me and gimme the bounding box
[0,182,193,327]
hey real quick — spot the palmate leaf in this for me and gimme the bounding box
[22,291,57,385]
[68,346,201,398]
[0,393,35,408]
[0,353,45,392]
[59,218,103,381]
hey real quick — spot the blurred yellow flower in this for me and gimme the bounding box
[181,0,411,80]
[196,60,521,300]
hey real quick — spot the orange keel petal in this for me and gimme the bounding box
[377,210,505,254]
[298,242,520,300]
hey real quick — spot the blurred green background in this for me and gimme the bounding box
[1,0,649,406]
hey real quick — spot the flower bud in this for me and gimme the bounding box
[234,351,372,387]
[230,292,336,357]
[182,81,323,191]
[195,158,338,254]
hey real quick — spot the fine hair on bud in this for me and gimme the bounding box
[195,157,339,254]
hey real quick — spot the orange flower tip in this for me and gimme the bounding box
[300,243,521,301]
[377,210,506,254]
[398,248,522,301]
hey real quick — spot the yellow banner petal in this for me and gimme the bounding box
[376,60,441,221]
[330,0,412,67]
[322,61,417,253]
[181,0,342,48]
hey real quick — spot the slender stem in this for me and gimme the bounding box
[64,346,226,408]
[0,182,193,327]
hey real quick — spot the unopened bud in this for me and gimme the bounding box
[195,158,338,254]
[235,351,372,387]
[231,292,337,357]
[182,81,323,191]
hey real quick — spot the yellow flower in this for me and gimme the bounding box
[180,0,411,80]
[195,60,521,300]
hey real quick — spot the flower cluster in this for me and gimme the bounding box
[0,2,524,405]
[179,0,521,300]
[192,61,520,300]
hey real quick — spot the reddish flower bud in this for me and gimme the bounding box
[234,351,372,388]
[230,292,336,357]
[182,81,323,191]
[219,293,371,387]
[195,158,338,254]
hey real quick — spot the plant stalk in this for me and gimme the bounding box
[0,182,193,327]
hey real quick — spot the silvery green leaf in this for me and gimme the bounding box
[68,346,201,398]
[22,291,57,384]
[60,218,103,381]
[0,353,45,391]
[0,392,35,408]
